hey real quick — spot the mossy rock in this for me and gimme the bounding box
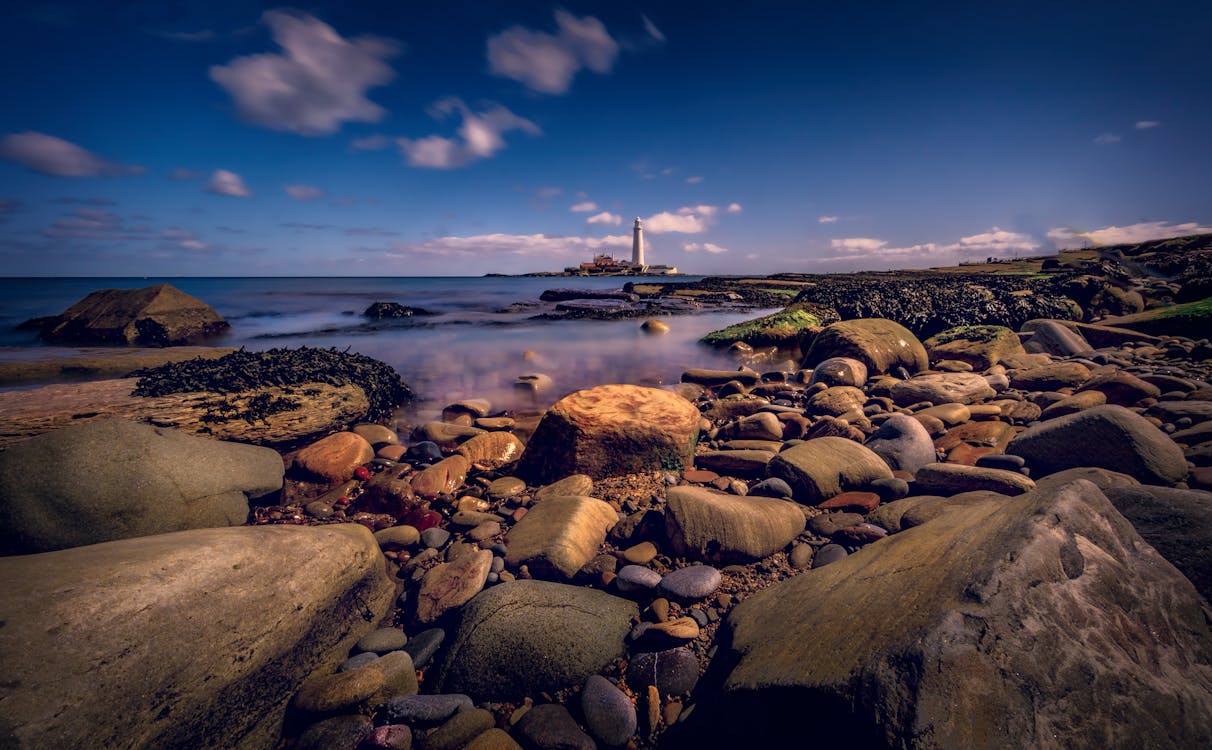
[700,305,838,348]
[1101,296,1212,339]
[924,325,1026,370]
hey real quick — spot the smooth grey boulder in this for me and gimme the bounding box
[0,524,395,750]
[1006,405,1188,485]
[766,436,893,504]
[435,580,636,702]
[864,413,937,474]
[1021,318,1094,357]
[1104,485,1212,602]
[0,418,283,555]
[673,481,1212,748]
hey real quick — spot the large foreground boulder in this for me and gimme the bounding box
[435,580,637,702]
[1006,404,1188,485]
[517,384,699,483]
[0,418,283,555]
[1103,484,1212,601]
[802,318,928,375]
[0,524,396,750]
[29,283,229,346]
[672,481,1212,748]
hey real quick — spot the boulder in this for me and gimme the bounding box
[435,580,637,702]
[1103,485,1212,602]
[806,385,867,416]
[864,413,938,475]
[1006,405,1188,485]
[30,283,229,346]
[664,486,804,562]
[1008,361,1092,391]
[802,318,928,375]
[766,437,893,504]
[807,357,868,388]
[0,524,395,750]
[674,481,1212,748]
[1021,319,1095,357]
[517,385,699,483]
[293,431,375,483]
[504,495,617,580]
[889,372,997,407]
[923,325,1025,370]
[912,462,1036,496]
[455,431,525,470]
[0,418,282,555]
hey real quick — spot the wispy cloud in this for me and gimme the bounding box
[641,14,666,43]
[726,203,743,214]
[169,167,206,180]
[398,98,540,169]
[209,10,400,136]
[284,183,323,200]
[817,215,840,224]
[487,11,618,95]
[1093,132,1121,145]
[0,132,144,177]
[570,201,598,212]
[1134,120,1161,130]
[205,169,252,197]
[587,211,622,225]
[683,242,729,254]
[1047,221,1212,247]
[824,227,1039,266]
[41,207,152,241]
[685,176,704,184]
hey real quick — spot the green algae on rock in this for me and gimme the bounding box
[699,305,837,348]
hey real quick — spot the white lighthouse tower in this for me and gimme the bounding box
[631,217,646,268]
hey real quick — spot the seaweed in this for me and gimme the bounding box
[128,346,412,421]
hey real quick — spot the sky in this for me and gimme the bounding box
[0,0,1210,277]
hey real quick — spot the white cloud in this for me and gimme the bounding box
[817,215,839,224]
[209,10,399,136]
[1048,221,1212,247]
[570,201,598,212]
[1135,121,1161,130]
[284,183,323,200]
[683,242,729,254]
[641,14,666,42]
[205,169,252,197]
[1093,132,1121,145]
[350,134,391,150]
[587,211,622,225]
[487,10,618,95]
[642,203,741,234]
[685,176,704,184]
[831,237,888,254]
[951,228,1037,254]
[398,99,540,169]
[0,131,143,177]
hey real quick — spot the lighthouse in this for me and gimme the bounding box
[631,217,646,267]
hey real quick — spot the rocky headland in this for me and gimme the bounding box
[2,234,1212,749]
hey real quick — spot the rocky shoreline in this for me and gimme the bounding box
[2,237,1212,749]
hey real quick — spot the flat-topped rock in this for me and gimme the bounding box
[517,384,700,483]
[0,418,282,555]
[664,485,804,562]
[0,524,394,750]
[890,372,997,406]
[28,283,229,346]
[505,495,617,580]
[912,462,1036,496]
[0,346,236,387]
[766,437,893,504]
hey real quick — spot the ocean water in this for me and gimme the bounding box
[0,277,780,419]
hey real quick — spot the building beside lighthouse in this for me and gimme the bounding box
[562,215,678,275]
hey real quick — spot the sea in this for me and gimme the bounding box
[0,277,778,421]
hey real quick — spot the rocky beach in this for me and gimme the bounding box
[2,234,1212,749]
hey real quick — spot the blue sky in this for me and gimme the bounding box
[0,1,1209,276]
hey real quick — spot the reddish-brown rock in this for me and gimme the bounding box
[294,432,375,483]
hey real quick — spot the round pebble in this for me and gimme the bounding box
[616,564,663,594]
[975,453,1027,471]
[812,543,848,569]
[406,441,443,462]
[487,476,526,499]
[625,648,701,695]
[421,527,451,549]
[623,541,659,565]
[870,476,910,501]
[656,565,722,603]
[338,651,380,672]
[356,627,408,654]
[788,543,814,569]
[581,675,638,747]
[402,628,445,669]
[749,477,794,499]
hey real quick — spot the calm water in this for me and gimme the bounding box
[0,277,778,420]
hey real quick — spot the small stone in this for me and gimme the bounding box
[514,704,594,750]
[468,521,501,542]
[402,628,445,669]
[356,627,408,654]
[415,549,493,624]
[406,441,444,463]
[360,724,412,750]
[616,564,663,594]
[642,318,670,334]
[749,477,794,499]
[656,565,722,603]
[339,652,380,672]
[811,543,848,569]
[581,674,638,747]
[626,648,701,696]
[623,541,659,564]
[420,708,495,750]
[807,512,865,537]
[292,667,384,713]
[683,469,720,483]
[421,527,451,549]
[818,491,881,513]
[488,476,526,499]
[789,543,814,569]
[464,728,523,750]
[834,523,888,545]
[294,715,373,750]
[646,685,661,735]
[634,616,699,646]
[869,476,911,501]
[294,432,376,483]
[375,525,421,550]
[650,597,670,622]
[306,501,334,519]
[379,694,474,727]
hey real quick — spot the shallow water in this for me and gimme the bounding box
[0,276,781,423]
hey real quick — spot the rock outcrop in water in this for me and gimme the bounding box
[22,283,230,346]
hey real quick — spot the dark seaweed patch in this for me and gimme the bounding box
[128,346,412,421]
